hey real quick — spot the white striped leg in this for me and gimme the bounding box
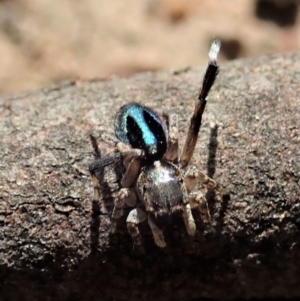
[184,165,226,195]
[188,191,211,227]
[110,188,131,233]
[182,203,196,236]
[126,208,147,246]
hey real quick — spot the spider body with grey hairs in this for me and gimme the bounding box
[89,40,225,248]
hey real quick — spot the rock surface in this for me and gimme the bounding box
[0,51,299,300]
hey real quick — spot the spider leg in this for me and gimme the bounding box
[101,133,142,154]
[89,153,122,212]
[110,188,137,233]
[148,215,166,248]
[101,133,144,163]
[180,40,220,167]
[188,191,211,227]
[181,183,196,236]
[89,134,105,207]
[196,170,226,194]
[164,112,179,162]
[98,133,144,188]
[184,164,226,195]
[121,158,142,188]
[184,165,226,228]
[91,173,101,203]
[182,203,196,236]
[127,208,147,246]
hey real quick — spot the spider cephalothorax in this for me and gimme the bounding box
[89,40,226,248]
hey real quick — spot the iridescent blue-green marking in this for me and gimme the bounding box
[119,105,157,145]
[115,103,168,161]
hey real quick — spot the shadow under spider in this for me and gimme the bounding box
[90,134,131,254]
[89,134,102,254]
[206,125,218,179]
[206,125,230,231]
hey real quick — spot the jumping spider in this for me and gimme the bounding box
[89,40,226,248]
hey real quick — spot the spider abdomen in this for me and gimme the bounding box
[137,161,184,220]
[115,103,168,161]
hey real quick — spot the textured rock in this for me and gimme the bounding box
[0,51,299,300]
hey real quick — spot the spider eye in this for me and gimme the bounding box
[115,103,168,161]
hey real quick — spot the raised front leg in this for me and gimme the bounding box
[179,40,221,168]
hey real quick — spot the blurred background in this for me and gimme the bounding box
[0,0,299,95]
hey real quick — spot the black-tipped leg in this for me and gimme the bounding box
[180,40,221,168]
